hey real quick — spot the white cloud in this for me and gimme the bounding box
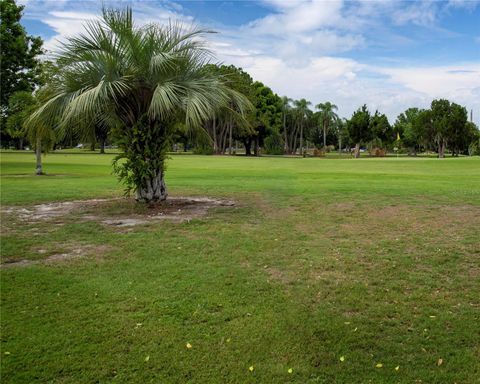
[39,3,194,53]
[250,0,344,34]
[379,64,480,98]
[41,11,99,52]
[391,1,438,26]
[218,51,480,125]
[446,0,480,10]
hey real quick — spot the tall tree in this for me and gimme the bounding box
[394,108,423,155]
[281,96,292,154]
[7,90,56,174]
[250,81,282,156]
[5,90,34,149]
[369,110,392,149]
[429,99,467,158]
[28,8,250,202]
[0,0,43,141]
[293,99,311,155]
[203,64,254,155]
[316,102,338,148]
[347,104,371,158]
[448,102,469,156]
[335,117,349,154]
[430,99,450,158]
[466,121,480,155]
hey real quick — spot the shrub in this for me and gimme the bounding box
[193,143,214,155]
[264,132,284,155]
[313,148,326,157]
[468,140,480,156]
[374,148,386,157]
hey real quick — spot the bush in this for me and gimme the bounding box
[468,140,480,156]
[193,143,214,155]
[313,148,326,157]
[264,132,284,155]
[374,147,386,157]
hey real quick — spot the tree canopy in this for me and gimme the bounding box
[0,0,43,143]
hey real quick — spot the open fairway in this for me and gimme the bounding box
[1,152,479,383]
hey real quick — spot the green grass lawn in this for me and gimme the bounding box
[1,152,479,383]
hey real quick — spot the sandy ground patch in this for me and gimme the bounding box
[2,196,235,227]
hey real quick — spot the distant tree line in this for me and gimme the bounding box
[187,64,479,158]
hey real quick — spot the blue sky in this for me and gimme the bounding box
[19,0,480,124]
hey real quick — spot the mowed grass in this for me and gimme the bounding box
[1,152,479,383]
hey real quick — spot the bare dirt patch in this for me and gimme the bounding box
[2,198,116,221]
[329,202,356,211]
[99,197,235,227]
[1,244,112,268]
[265,266,293,284]
[2,196,235,227]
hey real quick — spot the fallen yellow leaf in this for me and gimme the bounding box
[249,365,254,372]
[395,365,400,371]
[4,352,10,355]
[375,363,383,368]
[437,358,443,366]
[186,342,192,349]
[340,356,345,362]
[144,355,150,362]
[288,368,293,374]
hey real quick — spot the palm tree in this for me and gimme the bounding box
[281,96,292,154]
[316,102,338,148]
[293,98,311,155]
[28,8,250,202]
[336,117,348,155]
[11,90,55,175]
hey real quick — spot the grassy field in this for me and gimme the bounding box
[1,151,479,383]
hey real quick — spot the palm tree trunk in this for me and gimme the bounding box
[299,123,303,156]
[136,169,167,203]
[292,123,298,154]
[100,138,106,154]
[35,139,43,175]
[289,121,298,154]
[244,138,252,156]
[283,110,288,154]
[354,143,360,158]
[439,141,445,158]
[323,120,327,148]
[229,115,233,155]
[221,123,228,154]
[213,117,218,154]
